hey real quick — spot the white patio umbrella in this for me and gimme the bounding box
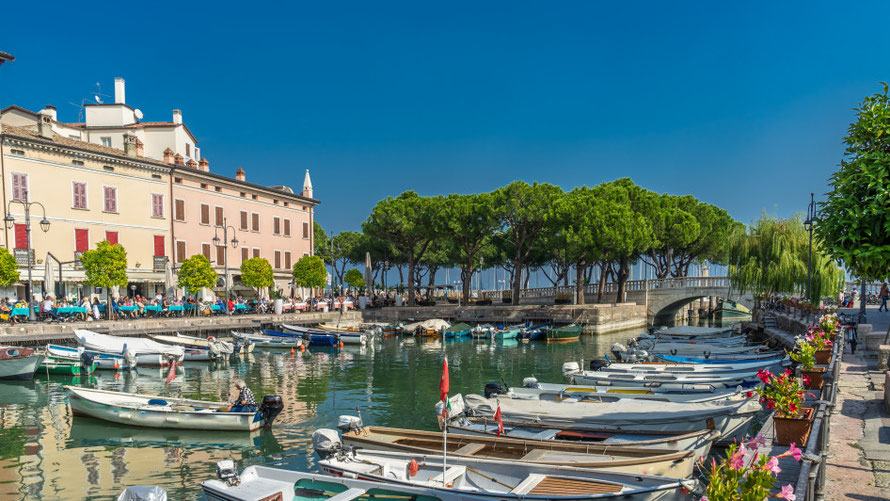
[364,252,373,293]
[44,255,56,297]
[164,259,174,293]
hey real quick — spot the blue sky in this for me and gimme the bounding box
[1,1,887,235]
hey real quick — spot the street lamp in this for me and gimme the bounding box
[803,193,815,302]
[212,217,238,313]
[454,280,462,307]
[5,191,50,320]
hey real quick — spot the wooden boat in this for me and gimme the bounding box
[74,329,184,366]
[444,322,472,337]
[232,331,302,349]
[332,426,697,477]
[46,344,135,370]
[493,328,521,340]
[447,418,719,457]
[152,334,236,359]
[203,465,493,501]
[503,382,745,404]
[65,386,284,431]
[316,447,697,500]
[0,346,44,380]
[39,357,98,376]
[281,324,367,344]
[447,392,761,442]
[546,324,582,342]
[518,323,549,340]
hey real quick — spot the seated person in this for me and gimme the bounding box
[221,380,257,412]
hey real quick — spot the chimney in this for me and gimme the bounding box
[135,139,144,156]
[302,169,313,198]
[114,78,126,104]
[37,110,53,139]
[163,148,174,164]
[235,168,245,181]
[199,157,209,172]
[174,153,184,166]
[123,134,138,156]
[186,159,197,169]
[172,109,182,124]
[44,105,57,121]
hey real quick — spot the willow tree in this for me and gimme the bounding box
[729,214,843,301]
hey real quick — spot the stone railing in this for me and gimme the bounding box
[493,276,732,299]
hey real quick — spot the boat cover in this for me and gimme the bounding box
[75,330,184,357]
[656,326,734,336]
[462,393,761,427]
[403,319,451,331]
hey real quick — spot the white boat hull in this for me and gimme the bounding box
[0,354,44,380]
[46,345,135,370]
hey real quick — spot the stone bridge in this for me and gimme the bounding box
[482,276,752,322]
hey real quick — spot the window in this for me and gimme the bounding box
[174,199,185,221]
[251,213,259,232]
[283,219,291,237]
[302,221,309,239]
[240,211,248,230]
[72,160,84,166]
[72,182,87,209]
[153,235,165,257]
[214,206,224,227]
[105,231,118,245]
[11,173,27,202]
[200,183,208,189]
[15,224,29,250]
[9,149,24,156]
[103,166,114,172]
[152,174,162,180]
[241,247,249,262]
[240,192,246,198]
[274,250,281,269]
[252,248,260,258]
[215,186,222,193]
[74,228,88,253]
[284,201,289,207]
[151,194,164,218]
[174,177,183,184]
[273,217,281,235]
[100,137,112,147]
[273,199,279,205]
[176,241,186,263]
[202,243,211,260]
[200,204,210,225]
[185,144,190,157]
[103,186,118,213]
[252,194,258,200]
[216,245,226,266]
[284,251,292,269]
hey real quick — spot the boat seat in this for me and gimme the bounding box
[430,465,466,486]
[519,449,551,462]
[326,488,369,501]
[453,443,486,456]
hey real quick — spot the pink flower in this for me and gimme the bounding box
[764,456,781,474]
[787,443,802,461]
[729,448,748,470]
[745,433,767,448]
[777,484,796,500]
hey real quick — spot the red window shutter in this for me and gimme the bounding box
[105,231,118,245]
[153,235,165,257]
[152,194,163,218]
[73,183,86,209]
[12,173,27,202]
[104,187,117,212]
[74,229,88,252]
[14,224,28,249]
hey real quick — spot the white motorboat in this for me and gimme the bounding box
[0,346,44,380]
[640,342,769,356]
[315,445,697,500]
[574,359,782,376]
[446,391,761,442]
[232,331,302,349]
[46,344,136,370]
[180,333,254,354]
[281,323,367,344]
[151,334,233,360]
[203,463,494,501]
[565,369,760,389]
[74,329,184,366]
[504,380,745,404]
[65,386,284,431]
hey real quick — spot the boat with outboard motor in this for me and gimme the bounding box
[323,423,698,477]
[546,324,582,342]
[281,324,367,344]
[232,331,302,349]
[565,368,761,389]
[314,444,697,500]
[495,379,746,404]
[0,346,44,380]
[75,329,184,366]
[39,357,98,375]
[444,322,472,337]
[580,359,785,376]
[47,344,135,370]
[151,334,235,360]
[65,386,284,431]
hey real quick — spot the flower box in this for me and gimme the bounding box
[801,367,826,390]
[814,349,832,364]
[774,406,814,446]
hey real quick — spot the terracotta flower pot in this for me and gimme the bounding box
[774,406,814,446]
[801,367,826,390]
[814,350,832,364]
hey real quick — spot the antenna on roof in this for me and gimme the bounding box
[68,82,112,122]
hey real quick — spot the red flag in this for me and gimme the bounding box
[494,405,503,437]
[165,360,176,384]
[439,356,449,403]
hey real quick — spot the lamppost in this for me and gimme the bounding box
[803,192,816,302]
[5,191,50,321]
[454,280,461,307]
[212,217,238,313]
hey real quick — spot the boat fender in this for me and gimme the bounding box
[561,361,580,374]
[260,395,284,427]
[522,377,540,388]
[148,399,168,406]
[312,428,343,459]
[484,382,508,399]
[338,415,363,431]
[407,459,419,477]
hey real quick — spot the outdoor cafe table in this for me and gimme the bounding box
[234,304,248,313]
[210,305,222,313]
[144,305,163,316]
[118,305,138,313]
[168,305,184,316]
[11,307,29,318]
[54,306,88,314]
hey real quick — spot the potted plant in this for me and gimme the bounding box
[756,369,814,446]
[806,326,834,364]
[790,338,824,390]
[700,435,802,500]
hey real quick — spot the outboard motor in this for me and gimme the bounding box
[610,343,627,362]
[589,359,610,371]
[484,382,508,399]
[259,395,284,427]
[80,351,96,371]
[562,361,580,375]
[337,415,363,432]
[231,341,243,356]
[312,428,343,459]
[124,349,138,370]
[522,377,540,388]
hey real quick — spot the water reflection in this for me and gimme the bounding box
[0,324,689,499]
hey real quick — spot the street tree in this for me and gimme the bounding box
[441,193,500,302]
[330,231,363,291]
[0,248,20,287]
[240,257,273,295]
[597,179,655,301]
[80,241,128,319]
[177,255,218,302]
[344,268,365,291]
[314,221,330,261]
[293,255,327,291]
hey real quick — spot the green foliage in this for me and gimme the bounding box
[293,255,328,289]
[314,221,330,261]
[0,248,19,287]
[177,254,218,292]
[755,369,806,417]
[80,241,128,288]
[817,83,890,281]
[240,257,274,291]
[440,193,499,301]
[729,214,843,300]
[701,441,800,501]
[790,338,818,371]
[344,268,365,289]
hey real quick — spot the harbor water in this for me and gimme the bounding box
[0,321,738,499]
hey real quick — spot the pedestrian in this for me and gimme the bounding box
[880,282,889,312]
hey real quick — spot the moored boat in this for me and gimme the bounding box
[46,344,135,370]
[74,329,184,366]
[65,386,284,431]
[493,327,521,340]
[443,322,472,337]
[152,334,235,359]
[0,346,44,380]
[546,324,582,342]
[39,357,98,376]
[499,381,746,404]
[281,324,367,344]
[232,331,302,349]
